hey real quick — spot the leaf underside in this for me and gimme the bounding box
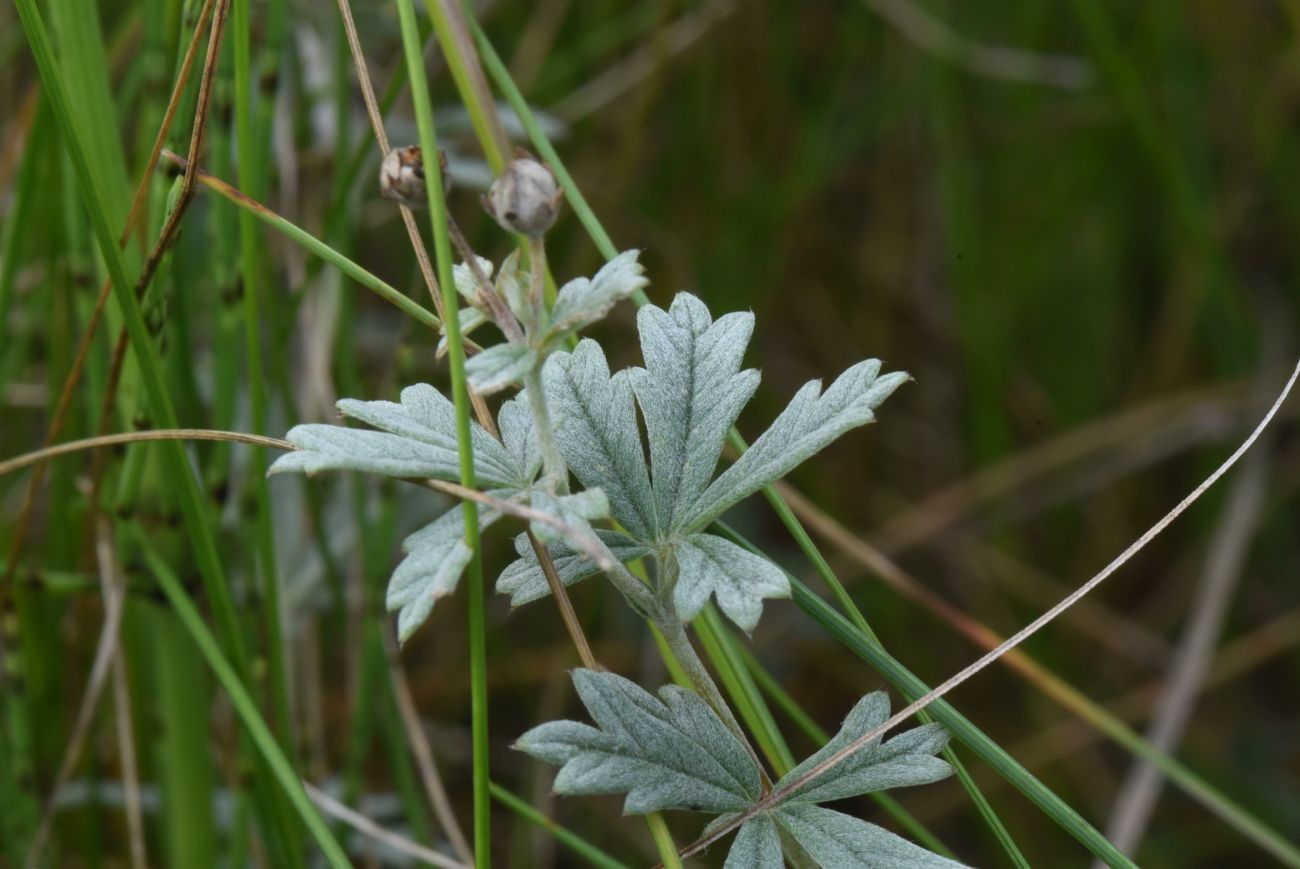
[519,674,959,867]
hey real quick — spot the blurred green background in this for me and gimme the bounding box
[2,0,1298,866]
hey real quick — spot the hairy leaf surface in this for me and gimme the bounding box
[776,691,952,805]
[629,292,759,531]
[678,360,909,531]
[674,533,790,633]
[269,384,523,489]
[543,340,657,537]
[548,249,648,339]
[723,816,783,869]
[496,530,650,606]
[516,669,762,815]
[466,343,537,395]
[386,507,503,642]
[775,805,966,868]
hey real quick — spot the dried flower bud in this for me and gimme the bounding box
[483,154,563,237]
[379,145,449,208]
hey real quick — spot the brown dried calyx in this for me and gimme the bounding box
[482,151,564,237]
[379,145,450,208]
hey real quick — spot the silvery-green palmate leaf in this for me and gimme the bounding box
[268,383,530,491]
[775,691,952,806]
[674,533,790,633]
[773,804,967,869]
[676,358,910,533]
[547,249,649,340]
[386,506,502,642]
[495,530,649,606]
[465,343,537,395]
[497,392,543,485]
[270,388,550,642]
[629,292,760,532]
[515,669,762,815]
[723,815,784,869]
[543,340,658,538]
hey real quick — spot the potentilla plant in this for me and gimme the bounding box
[271,154,958,866]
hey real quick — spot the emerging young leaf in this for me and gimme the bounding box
[543,340,658,538]
[452,255,494,305]
[547,249,649,340]
[674,533,790,633]
[516,669,762,815]
[465,343,537,395]
[677,359,910,532]
[629,292,759,532]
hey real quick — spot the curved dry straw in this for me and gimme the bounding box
[671,357,1300,861]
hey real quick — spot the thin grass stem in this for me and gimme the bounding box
[392,2,489,864]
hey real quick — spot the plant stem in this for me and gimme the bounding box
[522,366,568,494]
[528,235,547,333]
[653,606,771,790]
[643,813,684,869]
[447,216,523,343]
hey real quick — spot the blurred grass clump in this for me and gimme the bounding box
[2,0,1299,866]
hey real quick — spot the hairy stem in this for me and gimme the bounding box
[653,610,771,791]
[528,234,547,334]
[448,216,523,343]
[522,365,568,494]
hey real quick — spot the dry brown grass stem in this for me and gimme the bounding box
[24,518,132,866]
[381,629,476,864]
[1100,437,1273,859]
[303,781,470,869]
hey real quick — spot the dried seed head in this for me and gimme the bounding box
[483,154,563,237]
[379,145,449,208]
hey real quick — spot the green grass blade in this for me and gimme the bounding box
[490,783,633,869]
[393,0,488,864]
[15,0,247,675]
[139,543,349,868]
[176,159,441,330]
[232,0,294,770]
[779,563,1135,867]
[151,607,218,869]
